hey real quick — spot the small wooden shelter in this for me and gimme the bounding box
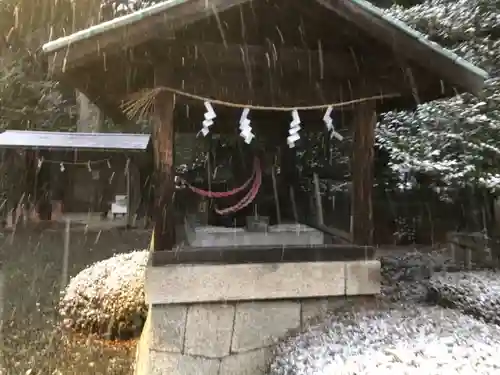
[41,0,487,253]
[0,130,152,225]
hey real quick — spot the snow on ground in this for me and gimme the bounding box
[268,248,500,375]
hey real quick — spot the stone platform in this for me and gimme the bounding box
[185,224,324,248]
[134,259,380,375]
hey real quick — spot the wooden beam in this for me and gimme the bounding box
[305,221,352,244]
[64,40,396,84]
[151,41,390,80]
[152,68,176,251]
[350,102,376,246]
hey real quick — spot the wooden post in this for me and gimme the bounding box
[494,197,500,235]
[313,173,324,225]
[290,186,298,223]
[280,145,301,222]
[24,150,37,223]
[271,166,281,224]
[126,158,132,227]
[0,265,4,348]
[61,218,71,290]
[152,70,176,251]
[350,102,376,245]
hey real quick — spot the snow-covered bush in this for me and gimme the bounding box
[59,250,148,339]
[428,271,500,324]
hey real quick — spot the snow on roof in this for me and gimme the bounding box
[0,130,151,151]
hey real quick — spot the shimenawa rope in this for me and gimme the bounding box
[121,86,400,119]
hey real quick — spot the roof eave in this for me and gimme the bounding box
[42,0,187,55]
[0,131,151,152]
[42,0,251,73]
[315,0,488,95]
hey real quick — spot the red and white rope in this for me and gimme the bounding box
[215,159,262,215]
[180,158,258,198]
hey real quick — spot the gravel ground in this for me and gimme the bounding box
[269,247,500,375]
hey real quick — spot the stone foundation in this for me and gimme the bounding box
[186,224,324,247]
[134,260,380,375]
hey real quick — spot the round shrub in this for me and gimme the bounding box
[59,250,148,339]
[428,270,500,325]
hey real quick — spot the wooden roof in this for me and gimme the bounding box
[42,0,487,124]
[0,130,151,151]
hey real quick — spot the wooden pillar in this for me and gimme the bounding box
[280,143,302,222]
[313,172,324,225]
[24,150,37,219]
[126,157,133,228]
[37,160,52,221]
[24,151,35,200]
[152,70,176,251]
[350,102,376,245]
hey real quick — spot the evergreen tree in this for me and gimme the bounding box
[378,0,500,195]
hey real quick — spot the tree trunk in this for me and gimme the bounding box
[76,90,103,132]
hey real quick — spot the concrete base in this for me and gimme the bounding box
[135,260,381,375]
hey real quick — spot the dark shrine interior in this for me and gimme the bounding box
[172,103,351,230]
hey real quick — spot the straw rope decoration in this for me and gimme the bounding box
[120,86,401,120]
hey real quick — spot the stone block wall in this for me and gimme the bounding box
[136,297,361,375]
[135,259,381,375]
